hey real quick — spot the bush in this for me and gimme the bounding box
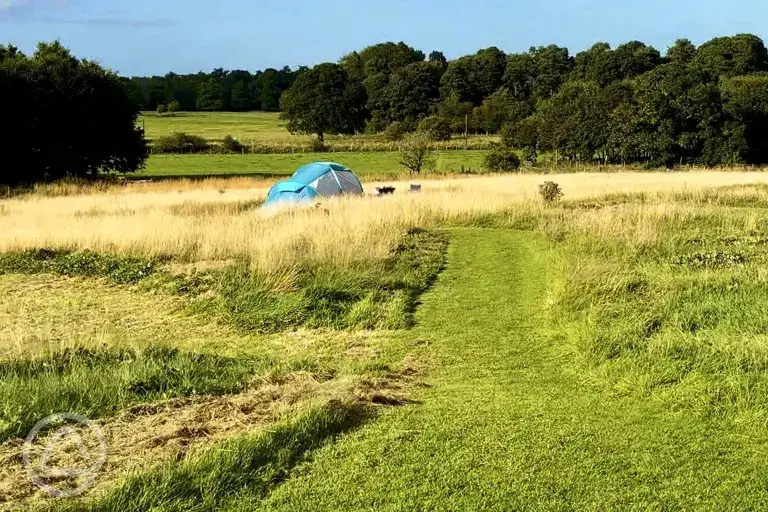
[539,181,564,203]
[483,145,521,172]
[384,121,408,142]
[399,131,435,174]
[522,145,538,166]
[311,138,328,153]
[418,116,452,141]
[221,135,244,153]
[153,132,209,154]
[156,103,167,115]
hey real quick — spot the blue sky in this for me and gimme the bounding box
[1,0,766,76]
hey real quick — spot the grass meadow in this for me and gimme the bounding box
[140,112,295,141]
[140,111,496,146]
[140,150,488,178]
[5,171,768,508]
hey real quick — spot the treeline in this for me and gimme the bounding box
[123,67,304,112]
[1,42,146,186]
[278,35,768,167]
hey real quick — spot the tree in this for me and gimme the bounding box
[196,78,223,110]
[440,47,506,105]
[156,103,167,115]
[694,34,768,77]
[477,88,531,133]
[428,51,448,71]
[259,69,282,111]
[356,42,425,76]
[229,77,253,111]
[484,145,521,172]
[344,42,427,131]
[536,81,608,161]
[398,131,434,173]
[629,63,725,167]
[384,121,408,141]
[384,61,441,124]
[612,41,661,80]
[720,74,768,163]
[167,100,180,116]
[418,116,451,141]
[529,45,573,101]
[666,39,696,64]
[574,42,659,87]
[0,41,147,186]
[435,93,474,133]
[280,63,367,141]
[503,53,536,100]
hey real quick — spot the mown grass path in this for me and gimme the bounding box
[260,229,768,511]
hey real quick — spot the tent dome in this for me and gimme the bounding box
[263,162,364,207]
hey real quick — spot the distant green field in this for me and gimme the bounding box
[139,111,497,149]
[140,111,293,140]
[138,150,488,178]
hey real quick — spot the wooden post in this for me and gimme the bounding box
[464,114,468,150]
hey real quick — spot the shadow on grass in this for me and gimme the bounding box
[56,400,372,512]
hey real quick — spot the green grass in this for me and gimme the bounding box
[0,249,157,285]
[253,229,768,510]
[0,230,448,336]
[0,346,282,441]
[54,401,369,512]
[137,151,488,179]
[140,112,291,141]
[13,187,768,509]
[61,227,768,510]
[186,229,449,333]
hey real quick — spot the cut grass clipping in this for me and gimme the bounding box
[0,346,294,441]
[54,400,368,512]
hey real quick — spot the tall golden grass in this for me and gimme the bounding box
[2,172,768,275]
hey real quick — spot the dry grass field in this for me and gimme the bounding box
[5,170,768,509]
[3,171,768,274]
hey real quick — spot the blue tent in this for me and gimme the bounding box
[264,162,364,207]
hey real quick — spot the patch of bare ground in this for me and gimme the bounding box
[0,362,426,508]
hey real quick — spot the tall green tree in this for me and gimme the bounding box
[280,63,367,141]
[196,78,224,110]
[503,53,536,101]
[0,41,147,185]
[666,39,697,64]
[476,88,531,133]
[536,81,607,161]
[720,74,768,163]
[630,63,725,166]
[259,69,282,111]
[383,61,441,126]
[694,34,768,77]
[529,45,573,101]
[440,47,506,105]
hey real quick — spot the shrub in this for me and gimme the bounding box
[221,135,244,153]
[522,145,538,166]
[399,131,435,174]
[483,144,521,172]
[153,132,209,154]
[167,100,181,116]
[311,138,328,153]
[384,121,408,142]
[539,181,564,203]
[418,116,452,141]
